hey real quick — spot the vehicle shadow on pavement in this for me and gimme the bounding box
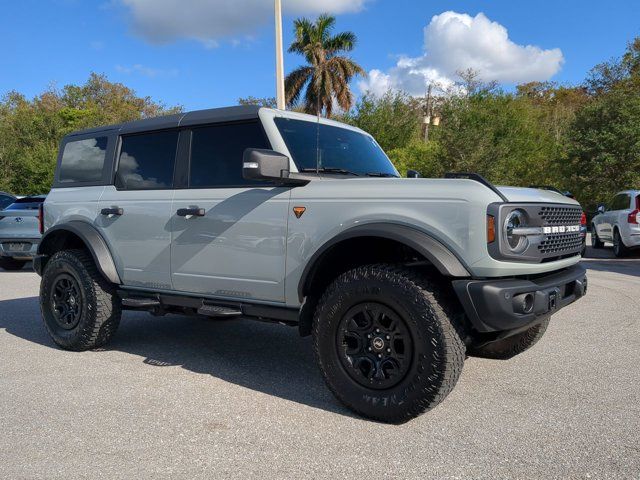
[0,296,355,417]
[582,246,640,278]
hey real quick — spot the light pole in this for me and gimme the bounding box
[275,0,286,110]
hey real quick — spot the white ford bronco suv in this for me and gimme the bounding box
[35,106,587,423]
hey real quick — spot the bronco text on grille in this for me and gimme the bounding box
[538,205,583,257]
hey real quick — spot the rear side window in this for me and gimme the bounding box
[611,194,630,210]
[5,197,45,210]
[116,131,179,190]
[58,137,108,183]
[189,122,271,188]
[0,195,14,210]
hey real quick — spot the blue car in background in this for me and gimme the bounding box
[0,195,46,271]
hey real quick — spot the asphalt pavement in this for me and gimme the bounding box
[0,243,638,479]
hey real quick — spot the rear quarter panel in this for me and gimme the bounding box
[44,187,105,232]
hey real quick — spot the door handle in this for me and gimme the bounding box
[177,207,206,217]
[101,207,124,216]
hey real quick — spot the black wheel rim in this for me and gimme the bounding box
[337,302,413,390]
[50,273,82,330]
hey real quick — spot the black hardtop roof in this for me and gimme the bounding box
[66,105,263,139]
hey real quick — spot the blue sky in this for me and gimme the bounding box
[1,0,639,110]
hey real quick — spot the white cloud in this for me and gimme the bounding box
[360,11,564,96]
[115,64,179,78]
[120,0,369,47]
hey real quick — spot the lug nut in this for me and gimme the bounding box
[375,329,380,333]
[386,348,391,353]
[367,334,372,338]
[386,335,390,340]
[378,354,382,358]
[368,347,372,351]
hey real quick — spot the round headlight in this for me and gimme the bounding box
[504,209,529,253]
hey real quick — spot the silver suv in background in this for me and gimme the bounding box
[591,190,640,257]
[0,191,16,210]
[0,195,46,270]
[35,106,587,423]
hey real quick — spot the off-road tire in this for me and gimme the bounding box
[313,264,466,424]
[591,226,604,249]
[469,316,551,360]
[40,249,121,351]
[613,229,629,258]
[0,257,27,271]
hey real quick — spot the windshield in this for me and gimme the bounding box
[274,117,398,177]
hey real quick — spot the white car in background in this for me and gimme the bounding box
[591,190,640,257]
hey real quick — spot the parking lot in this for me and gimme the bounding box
[1,243,638,479]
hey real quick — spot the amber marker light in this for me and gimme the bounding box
[293,206,306,218]
[487,215,496,243]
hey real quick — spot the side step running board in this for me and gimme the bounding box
[197,304,242,317]
[117,289,299,324]
[122,297,161,308]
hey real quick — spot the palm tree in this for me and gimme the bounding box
[285,14,365,117]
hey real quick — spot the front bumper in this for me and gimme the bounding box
[0,238,40,259]
[453,264,587,333]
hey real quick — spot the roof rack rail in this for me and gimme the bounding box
[444,172,509,202]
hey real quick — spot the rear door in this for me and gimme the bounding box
[97,130,180,289]
[605,194,630,241]
[597,195,619,241]
[170,121,290,303]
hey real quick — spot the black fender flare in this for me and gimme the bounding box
[37,221,121,284]
[298,222,471,302]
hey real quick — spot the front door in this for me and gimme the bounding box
[97,130,180,289]
[170,121,290,303]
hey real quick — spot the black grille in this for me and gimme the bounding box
[538,232,583,255]
[538,206,582,226]
[537,205,583,257]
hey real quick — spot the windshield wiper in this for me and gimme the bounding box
[366,172,400,178]
[300,167,360,176]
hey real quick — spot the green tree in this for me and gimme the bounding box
[566,39,640,208]
[345,91,423,152]
[238,96,277,108]
[0,73,180,195]
[285,14,365,116]
[433,89,561,187]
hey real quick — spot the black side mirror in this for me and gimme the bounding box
[597,204,606,214]
[407,169,421,178]
[243,149,308,186]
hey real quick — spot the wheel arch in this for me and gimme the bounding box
[36,221,121,285]
[297,223,470,336]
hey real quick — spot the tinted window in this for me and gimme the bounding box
[5,196,46,210]
[274,118,398,177]
[611,194,630,210]
[189,122,270,188]
[116,131,179,190]
[0,195,14,210]
[58,137,108,183]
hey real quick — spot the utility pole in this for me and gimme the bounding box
[424,84,432,142]
[275,0,286,110]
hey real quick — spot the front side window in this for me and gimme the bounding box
[189,122,271,188]
[116,131,179,190]
[58,137,108,183]
[274,117,398,177]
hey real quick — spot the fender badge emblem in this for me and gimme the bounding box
[293,206,306,219]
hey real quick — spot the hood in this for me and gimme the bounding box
[496,186,580,205]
